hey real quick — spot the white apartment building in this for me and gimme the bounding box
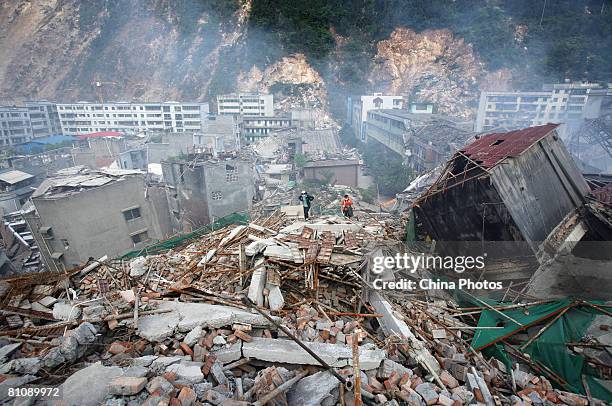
[56,101,209,136]
[0,107,32,147]
[24,101,63,138]
[476,82,612,137]
[239,116,292,143]
[216,93,273,117]
[347,94,404,141]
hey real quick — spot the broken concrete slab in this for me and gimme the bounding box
[132,355,158,367]
[137,300,277,342]
[66,322,97,345]
[129,257,147,277]
[183,325,202,347]
[123,365,149,378]
[53,302,81,321]
[242,337,385,369]
[211,342,242,364]
[0,342,21,363]
[247,259,267,307]
[60,361,122,406]
[108,376,148,395]
[369,290,440,374]
[165,361,205,384]
[150,355,185,373]
[0,357,41,375]
[287,371,340,406]
[266,283,285,311]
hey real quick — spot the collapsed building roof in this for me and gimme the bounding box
[31,166,144,199]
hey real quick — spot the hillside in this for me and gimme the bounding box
[1,0,611,120]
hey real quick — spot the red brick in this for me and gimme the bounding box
[108,341,128,355]
[233,330,252,343]
[179,342,193,356]
[177,387,196,406]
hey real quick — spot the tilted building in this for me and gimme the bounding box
[364,109,474,172]
[0,106,33,147]
[346,94,404,142]
[24,101,63,138]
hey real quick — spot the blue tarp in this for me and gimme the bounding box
[15,135,77,154]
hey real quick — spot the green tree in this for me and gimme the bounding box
[293,153,307,168]
[362,141,413,196]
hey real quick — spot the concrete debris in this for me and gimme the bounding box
[60,362,123,406]
[243,337,385,369]
[287,370,340,406]
[0,210,607,406]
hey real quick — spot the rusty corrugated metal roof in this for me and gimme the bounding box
[460,123,559,168]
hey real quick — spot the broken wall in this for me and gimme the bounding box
[491,136,590,251]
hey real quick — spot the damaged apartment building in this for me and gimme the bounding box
[365,109,474,172]
[412,123,612,299]
[23,167,172,271]
[162,154,256,232]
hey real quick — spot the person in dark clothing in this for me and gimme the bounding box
[299,190,314,219]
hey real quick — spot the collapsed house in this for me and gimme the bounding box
[162,153,256,233]
[0,211,609,405]
[413,124,612,300]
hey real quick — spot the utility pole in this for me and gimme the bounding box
[539,0,547,27]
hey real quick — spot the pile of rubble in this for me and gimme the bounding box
[0,212,608,405]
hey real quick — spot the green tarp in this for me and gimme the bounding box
[470,298,611,401]
[119,213,249,259]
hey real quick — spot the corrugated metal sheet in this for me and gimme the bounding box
[460,123,559,168]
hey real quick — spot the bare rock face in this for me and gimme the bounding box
[237,53,333,127]
[0,0,246,102]
[369,27,488,118]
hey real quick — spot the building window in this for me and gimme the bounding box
[130,230,149,244]
[211,191,223,200]
[225,164,238,182]
[122,206,141,221]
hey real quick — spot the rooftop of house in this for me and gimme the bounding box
[0,169,34,185]
[32,166,143,199]
[460,123,559,169]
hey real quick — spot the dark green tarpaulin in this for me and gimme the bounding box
[119,213,249,259]
[470,298,611,401]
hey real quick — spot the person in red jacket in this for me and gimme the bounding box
[340,194,354,218]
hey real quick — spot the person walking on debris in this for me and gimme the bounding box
[341,194,354,218]
[299,190,314,219]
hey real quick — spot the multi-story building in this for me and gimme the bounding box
[24,101,63,138]
[195,115,240,153]
[216,93,273,117]
[56,101,209,135]
[162,154,256,232]
[240,116,292,143]
[365,109,473,172]
[347,94,404,141]
[0,169,37,215]
[25,167,172,270]
[476,82,612,137]
[239,109,316,144]
[0,107,33,147]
